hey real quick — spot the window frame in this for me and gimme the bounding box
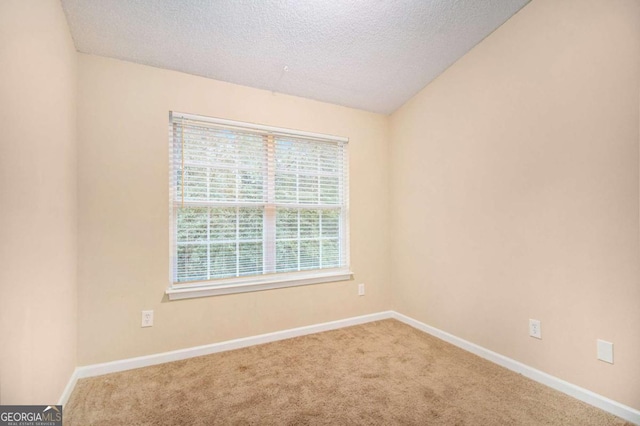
[166,112,352,300]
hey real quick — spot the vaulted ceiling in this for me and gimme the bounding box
[61,0,529,114]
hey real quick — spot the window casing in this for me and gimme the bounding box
[167,112,350,300]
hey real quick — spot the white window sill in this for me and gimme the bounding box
[165,269,353,300]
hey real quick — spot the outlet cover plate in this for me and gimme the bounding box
[358,283,365,296]
[142,310,154,327]
[529,319,541,339]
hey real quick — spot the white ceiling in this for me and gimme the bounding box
[61,0,529,114]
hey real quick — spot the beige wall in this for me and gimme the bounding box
[0,1,78,404]
[390,0,640,410]
[76,54,390,365]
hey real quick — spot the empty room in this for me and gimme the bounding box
[1,0,639,424]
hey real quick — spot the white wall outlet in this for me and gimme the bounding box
[358,283,365,296]
[141,310,154,327]
[529,319,541,339]
[597,339,613,364]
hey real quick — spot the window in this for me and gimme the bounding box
[166,112,351,300]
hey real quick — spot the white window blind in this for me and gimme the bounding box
[168,112,350,299]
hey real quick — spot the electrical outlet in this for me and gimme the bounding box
[597,339,613,364]
[529,319,541,339]
[358,283,365,296]
[141,310,154,327]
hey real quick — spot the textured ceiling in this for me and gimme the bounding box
[61,0,529,114]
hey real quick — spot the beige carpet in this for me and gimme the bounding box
[65,319,630,425]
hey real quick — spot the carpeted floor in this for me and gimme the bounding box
[65,319,630,425]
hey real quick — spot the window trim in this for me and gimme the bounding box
[172,112,349,143]
[166,268,353,300]
[166,112,351,300]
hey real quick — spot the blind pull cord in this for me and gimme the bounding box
[181,124,185,208]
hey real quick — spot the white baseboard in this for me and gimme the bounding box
[58,367,79,406]
[58,309,640,425]
[59,310,393,404]
[391,312,640,425]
